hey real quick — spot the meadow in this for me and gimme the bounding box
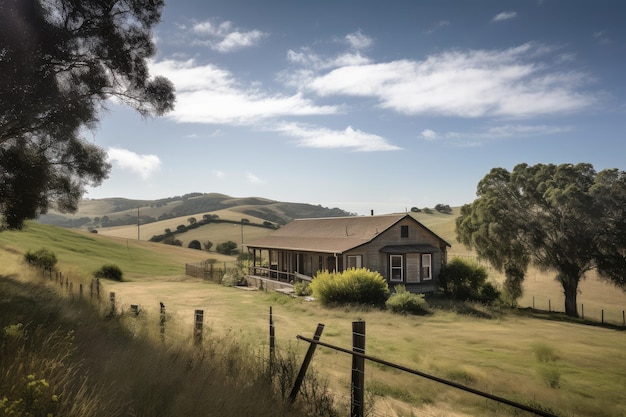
[1,217,625,416]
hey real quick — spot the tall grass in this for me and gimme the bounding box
[0,268,334,417]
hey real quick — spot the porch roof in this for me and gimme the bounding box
[246,236,370,254]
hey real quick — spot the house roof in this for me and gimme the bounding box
[246,213,450,254]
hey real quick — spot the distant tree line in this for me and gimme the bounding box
[410,204,453,214]
[149,215,276,243]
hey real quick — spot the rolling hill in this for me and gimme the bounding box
[37,192,355,230]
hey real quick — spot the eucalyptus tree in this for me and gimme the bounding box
[456,163,626,317]
[0,0,175,229]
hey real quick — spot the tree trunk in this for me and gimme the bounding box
[561,276,580,317]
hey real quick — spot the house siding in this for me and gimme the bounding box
[343,217,444,292]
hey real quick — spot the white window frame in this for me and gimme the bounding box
[390,255,404,282]
[421,254,432,280]
[347,255,362,269]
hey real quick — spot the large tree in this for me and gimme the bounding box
[456,163,626,317]
[0,0,175,229]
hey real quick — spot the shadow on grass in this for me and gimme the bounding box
[515,307,626,331]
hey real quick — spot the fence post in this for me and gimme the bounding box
[581,304,584,320]
[194,310,204,346]
[351,321,366,417]
[160,302,166,341]
[289,323,325,403]
[96,278,100,300]
[532,296,535,309]
[623,310,625,327]
[79,283,83,298]
[109,292,116,316]
[269,306,275,375]
[548,299,551,312]
[601,309,604,324]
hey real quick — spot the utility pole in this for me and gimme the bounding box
[137,207,140,240]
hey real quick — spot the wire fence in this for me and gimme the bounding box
[31,267,623,416]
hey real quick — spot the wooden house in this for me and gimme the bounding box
[245,213,450,293]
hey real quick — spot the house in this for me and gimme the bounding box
[245,213,450,293]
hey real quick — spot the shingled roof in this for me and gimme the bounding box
[246,213,450,254]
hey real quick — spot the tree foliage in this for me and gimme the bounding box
[216,241,238,256]
[456,163,626,317]
[0,0,175,229]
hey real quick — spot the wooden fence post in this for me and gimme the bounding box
[96,278,100,300]
[289,323,325,403]
[194,310,204,346]
[160,302,166,341]
[109,292,116,316]
[269,306,275,375]
[79,283,83,298]
[351,321,366,417]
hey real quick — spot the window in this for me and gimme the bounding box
[400,225,409,238]
[390,255,403,282]
[347,255,362,269]
[421,254,432,280]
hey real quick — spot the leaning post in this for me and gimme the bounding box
[289,323,325,403]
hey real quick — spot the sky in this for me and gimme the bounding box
[85,0,626,216]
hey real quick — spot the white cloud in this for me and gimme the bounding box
[432,124,572,147]
[273,122,401,152]
[345,31,373,50]
[420,129,438,140]
[106,147,161,179]
[302,43,596,118]
[246,173,265,184]
[190,19,267,52]
[150,59,338,124]
[492,11,517,22]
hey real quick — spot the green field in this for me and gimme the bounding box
[1,219,625,416]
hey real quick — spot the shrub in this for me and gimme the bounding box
[216,241,238,255]
[440,258,498,303]
[310,268,389,307]
[294,281,313,296]
[188,240,202,250]
[163,236,182,246]
[94,264,123,281]
[23,248,57,270]
[386,285,429,315]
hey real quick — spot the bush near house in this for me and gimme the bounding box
[439,258,500,304]
[311,268,390,307]
[386,285,429,315]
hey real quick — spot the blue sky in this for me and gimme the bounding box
[85,0,626,215]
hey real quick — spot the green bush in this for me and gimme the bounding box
[188,240,202,250]
[386,285,429,315]
[23,248,57,270]
[310,268,389,307]
[216,241,238,255]
[294,281,312,296]
[94,264,123,281]
[440,258,499,304]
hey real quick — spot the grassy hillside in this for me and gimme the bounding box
[0,222,234,280]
